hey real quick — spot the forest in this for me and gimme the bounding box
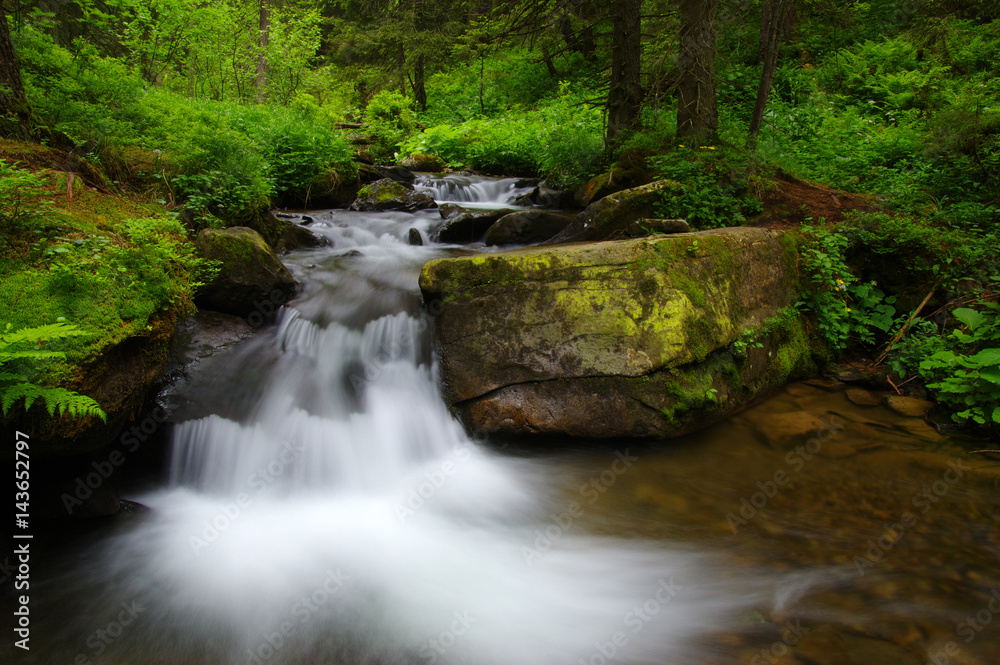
[1,0,999,432]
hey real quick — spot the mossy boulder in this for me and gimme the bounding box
[546,179,685,245]
[484,210,575,246]
[402,153,447,172]
[351,178,436,212]
[419,227,816,438]
[195,227,298,318]
[574,167,652,208]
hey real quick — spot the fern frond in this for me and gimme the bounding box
[0,350,67,362]
[1,382,106,421]
[0,321,91,351]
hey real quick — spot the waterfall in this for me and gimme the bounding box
[29,174,776,665]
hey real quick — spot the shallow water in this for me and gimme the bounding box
[7,176,1000,665]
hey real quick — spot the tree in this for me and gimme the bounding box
[676,0,718,143]
[605,0,642,149]
[255,0,271,102]
[748,0,792,149]
[0,8,32,139]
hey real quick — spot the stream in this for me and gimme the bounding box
[11,174,1000,665]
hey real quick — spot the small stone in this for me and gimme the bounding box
[752,411,826,441]
[884,395,935,417]
[846,388,880,406]
[408,228,423,246]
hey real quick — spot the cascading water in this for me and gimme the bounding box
[413,174,536,209]
[23,175,793,665]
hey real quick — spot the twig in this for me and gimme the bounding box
[875,281,940,365]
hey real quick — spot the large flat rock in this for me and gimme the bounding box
[419,227,816,438]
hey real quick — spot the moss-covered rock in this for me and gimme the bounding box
[574,167,652,208]
[402,153,447,172]
[195,227,298,317]
[351,178,436,212]
[419,227,815,438]
[546,179,685,244]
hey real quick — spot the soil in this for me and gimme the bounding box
[751,170,879,228]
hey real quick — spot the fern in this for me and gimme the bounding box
[0,322,107,421]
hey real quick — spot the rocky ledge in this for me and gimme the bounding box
[419,227,817,438]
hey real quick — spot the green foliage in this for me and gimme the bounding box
[400,83,603,187]
[649,148,761,230]
[0,160,51,227]
[795,223,899,353]
[894,303,1000,428]
[0,322,106,420]
[364,90,419,161]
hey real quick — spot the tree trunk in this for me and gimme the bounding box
[254,0,270,104]
[412,53,427,112]
[0,9,32,139]
[606,0,642,149]
[676,0,719,144]
[748,0,790,149]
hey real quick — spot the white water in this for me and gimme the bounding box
[414,174,535,209]
[32,177,790,665]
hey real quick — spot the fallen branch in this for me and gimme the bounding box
[875,281,940,365]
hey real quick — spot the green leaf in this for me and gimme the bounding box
[953,308,987,331]
[980,366,1000,385]
[971,348,1000,366]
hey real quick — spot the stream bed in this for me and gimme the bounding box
[8,175,1000,665]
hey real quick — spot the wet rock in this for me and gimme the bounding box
[438,203,464,219]
[408,228,423,246]
[484,210,574,246]
[545,179,686,244]
[794,627,922,665]
[300,215,315,225]
[623,218,691,237]
[436,208,514,244]
[401,153,446,172]
[350,178,436,213]
[274,217,327,254]
[357,163,382,182]
[750,411,826,441]
[195,227,298,318]
[514,183,575,208]
[377,165,416,184]
[885,395,935,417]
[846,388,880,406]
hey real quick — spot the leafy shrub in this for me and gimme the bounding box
[795,223,899,354]
[894,305,1000,428]
[649,149,760,229]
[364,90,418,160]
[0,160,51,227]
